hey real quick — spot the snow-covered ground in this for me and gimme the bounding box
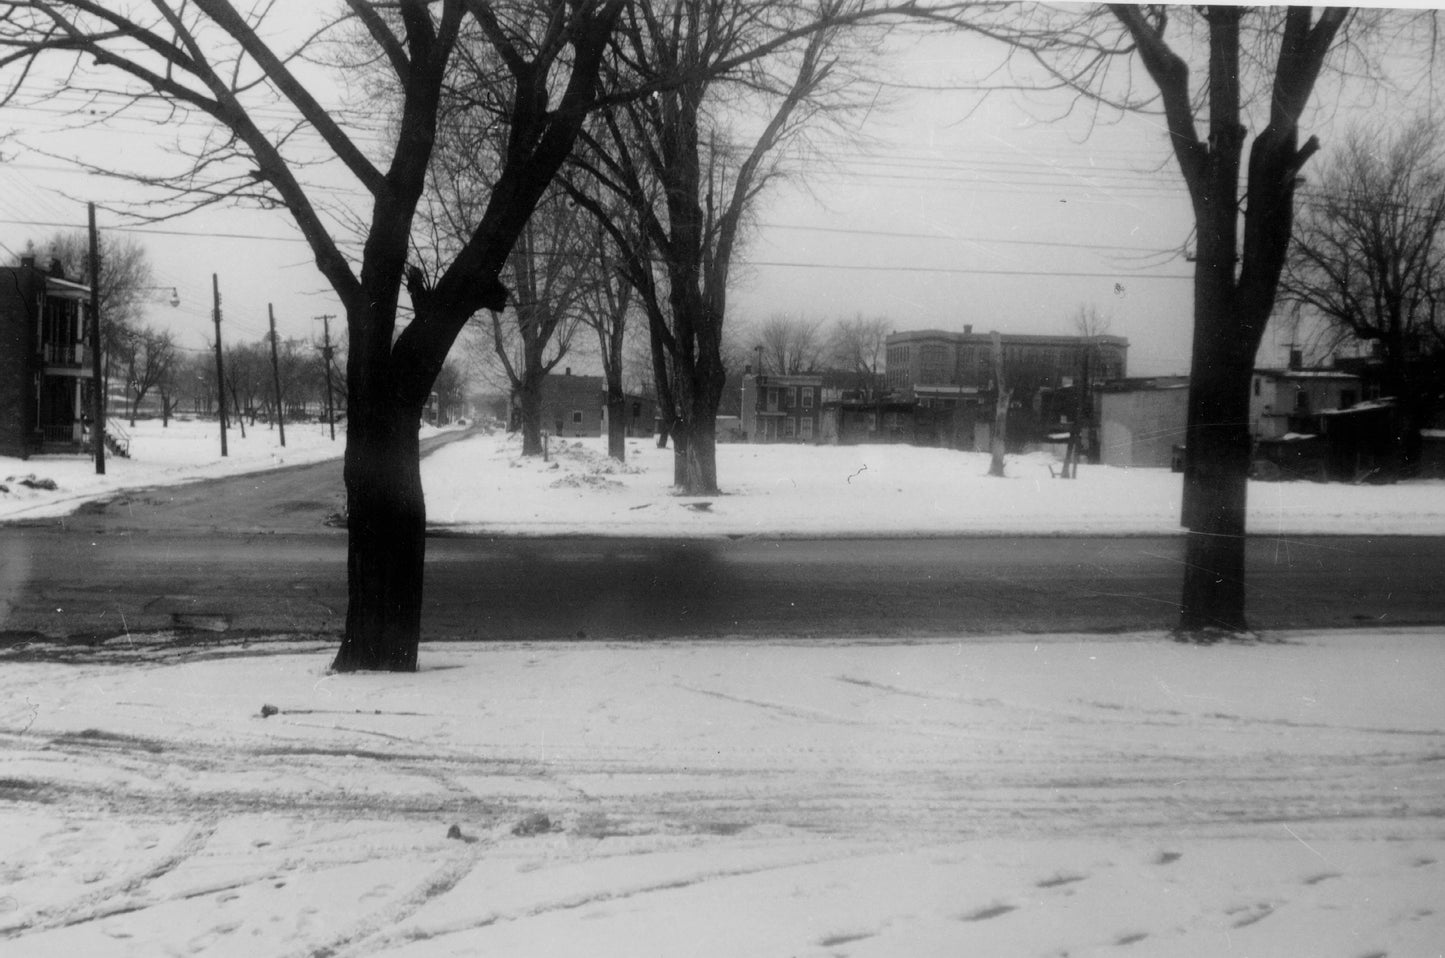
[1,631,1441,957]
[3,426,1443,956]
[424,431,1445,537]
[6,423,1445,535]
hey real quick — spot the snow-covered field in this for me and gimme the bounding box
[424,431,1445,537]
[3,426,1443,956]
[1,631,1441,957]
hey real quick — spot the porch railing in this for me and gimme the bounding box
[37,423,83,446]
[104,419,131,458]
[41,342,86,366]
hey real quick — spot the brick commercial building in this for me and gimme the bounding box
[0,257,95,458]
[883,327,1128,451]
[885,327,1128,397]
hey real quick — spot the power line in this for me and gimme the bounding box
[760,221,1180,255]
[743,259,1191,281]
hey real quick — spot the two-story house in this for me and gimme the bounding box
[0,256,96,458]
[741,372,824,442]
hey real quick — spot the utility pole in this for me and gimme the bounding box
[988,330,1010,478]
[87,203,105,475]
[212,273,228,456]
[268,303,286,448]
[317,314,336,441]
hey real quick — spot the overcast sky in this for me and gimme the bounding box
[0,5,1436,380]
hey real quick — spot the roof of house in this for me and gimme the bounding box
[886,328,1129,348]
[1255,367,1359,381]
[1096,376,1190,392]
[752,373,824,385]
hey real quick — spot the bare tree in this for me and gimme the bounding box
[827,313,891,397]
[1284,116,1445,471]
[430,358,470,423]
[0,1,627,671]
[1061,305,1110,479]
[987,5,1356,636]
[35,229,154,333]
[755,313,826,374]
[571,0,889,492]
[123,326,178,426]
[1118,6,1349,637]
[580,215,638,461]
[20,231,156,401]
[487,195,593,454]
[225,340,272,432]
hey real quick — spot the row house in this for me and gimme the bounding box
[0,257,95,458]
[740,372,823,442]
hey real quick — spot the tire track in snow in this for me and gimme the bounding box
[1,818,219,937]
[347,844,901,954]
[282,839,494,958]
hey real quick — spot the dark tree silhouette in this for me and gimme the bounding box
[0,0,625,670]
[1284,117,1445,473]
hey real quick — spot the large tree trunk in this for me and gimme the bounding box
[675,415,718,493]
[606,384,626,461]
[1178,299,1255,633]
[518,374,545,456]
[333,397,425,672]
[671,346,724,494]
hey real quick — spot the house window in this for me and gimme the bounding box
[801,388,814,409]
[785,387,797,409]
[800,417,813,439]
[784,418,796,438]
[631,401,641,419]
[1340,390,1356,410]
[571,410,584,425]
[766,388,779,411]
[1295,390,1310,413]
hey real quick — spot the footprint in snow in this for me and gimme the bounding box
[1303,871,1342,885]
[818,931,876,948]
[960,903,1017,922]
[1229,902,1275,928]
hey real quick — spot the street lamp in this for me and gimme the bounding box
[140,286,181,308]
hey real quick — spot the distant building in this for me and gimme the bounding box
[511,369,655,439]
[1096,377,1190,468]
[885,327,1128,397]
[741,372,823,442]
[1250,365,1361,439]
[0,257,95,458]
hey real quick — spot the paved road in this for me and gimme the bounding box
[2,438,1442,641]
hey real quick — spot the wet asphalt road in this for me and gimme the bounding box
[1,439,1442,642]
